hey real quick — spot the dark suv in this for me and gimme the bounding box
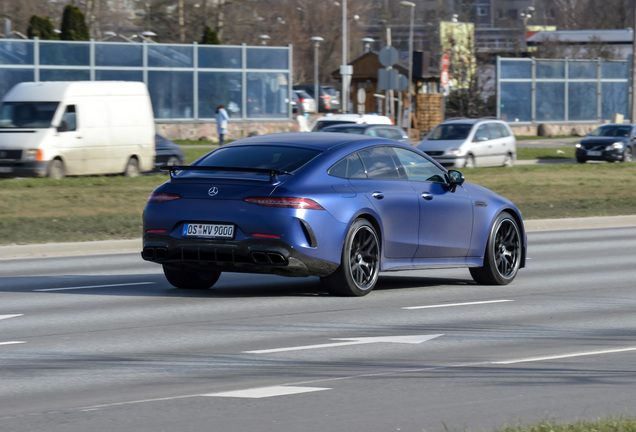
[576,124,635,163]
[293,85,340,113]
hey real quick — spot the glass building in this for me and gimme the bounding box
[497,57,630,123]
[0,38,293,121]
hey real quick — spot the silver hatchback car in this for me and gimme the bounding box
[418,118,516,168]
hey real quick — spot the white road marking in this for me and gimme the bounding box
[492,347,636,365]
[203,385,331,399]
[243,334,443,354]
[403,299,513,310]
[0,341,26,346]
[0,314,23,321]
[1,315,25,346]
[34,282,155,292]
[20,345,635,414]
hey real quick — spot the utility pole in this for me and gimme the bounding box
[632,0,636,122]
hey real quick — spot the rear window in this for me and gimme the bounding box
[196,145,321,172]
[427,123,473,140]
[313,120,355,131]
[322,126,365,134]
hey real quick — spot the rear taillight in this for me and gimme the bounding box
[244,197,324,210]
[148,192,181,203]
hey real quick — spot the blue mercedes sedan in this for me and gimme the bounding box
[142,132,526,296]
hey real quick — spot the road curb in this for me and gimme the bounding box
[0,215,634,260]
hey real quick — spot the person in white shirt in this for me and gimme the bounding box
[215,105,229,145]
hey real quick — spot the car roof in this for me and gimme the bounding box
[221,132,391,151]
[321,124,398,131]
[316,114,392,122]
[440,118,504,125]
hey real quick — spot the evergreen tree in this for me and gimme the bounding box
[200,26,220,45]
[26,15,59,40]
[60,5,90,41]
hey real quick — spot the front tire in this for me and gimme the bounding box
[464,154,476,169]
[321,219,380,296]
[470,213,522,285]
[47,159,65,179]
[163,265,221,289]
[623,147,633,162]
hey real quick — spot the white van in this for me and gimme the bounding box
[0,81,155,178]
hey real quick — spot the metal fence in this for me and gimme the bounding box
[497,57,630,123]
[0,38,293,121]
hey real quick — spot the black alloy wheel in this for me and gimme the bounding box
[470,213,522,285]
[321,219,380,296]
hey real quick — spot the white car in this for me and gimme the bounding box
[418,118,516,168]
[310,113,393,132]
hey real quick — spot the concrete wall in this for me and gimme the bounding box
[157,118,605,142]
[509,123,602,137]
[156,119,305,142]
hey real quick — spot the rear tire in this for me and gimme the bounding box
[470,213,522,285]
[163,265,221,290]
[124,157,140,177]
[321,219,380,296]
[502,153,514,167]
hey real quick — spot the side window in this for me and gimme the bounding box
[473,124,489,141]
[486,123,503,139]
[392,147,446,183]
[358,147,402,180]
[496,123,511,137]
[59,105,77,132]
[328,153,367,179]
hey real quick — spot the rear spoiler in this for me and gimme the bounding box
[160,165,293,183]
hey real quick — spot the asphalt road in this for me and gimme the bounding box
[1,224,636,432]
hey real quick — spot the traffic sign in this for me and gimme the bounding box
[441,70,449,86]
[441,53,450,70]
[379,46,399,67]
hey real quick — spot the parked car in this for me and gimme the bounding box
[321,123,411,145]
[418,118,516,168]
[293,85,340,113]
[575,124,635,163]
[293,89,317,114]
[154,134,185,169]
[310,113,393,132]
[142,132,526,296]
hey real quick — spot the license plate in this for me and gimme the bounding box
[182,223,234,239]
[587,150,602,156]
[0,167,12,173]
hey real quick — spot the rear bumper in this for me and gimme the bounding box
[141,235,339,278]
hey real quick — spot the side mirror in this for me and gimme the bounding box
[446,169,465,192]
[57,121,68,132]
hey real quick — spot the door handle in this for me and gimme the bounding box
[421,193,433,200]
[372,192,384,199]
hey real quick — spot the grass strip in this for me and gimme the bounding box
[1,159,634,245]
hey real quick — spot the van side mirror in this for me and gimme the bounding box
[57,121,68,132]
[446,169,465,192]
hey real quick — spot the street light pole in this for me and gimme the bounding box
[310,36,324,114]
[341,0,349,113]
[400,1,415,139]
